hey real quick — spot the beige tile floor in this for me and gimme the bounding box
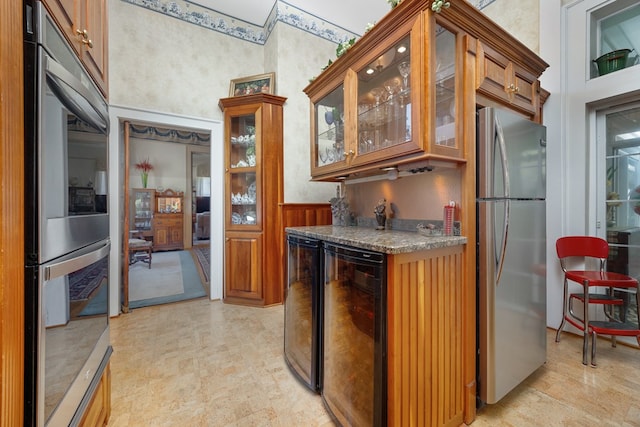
[108,299,640,426]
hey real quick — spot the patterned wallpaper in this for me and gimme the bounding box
[110,0,531,206]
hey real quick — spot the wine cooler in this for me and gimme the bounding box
[284,234,323,392]
[322,242,387,427]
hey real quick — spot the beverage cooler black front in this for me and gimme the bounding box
[323,242,387,427]
[284,234,323,392]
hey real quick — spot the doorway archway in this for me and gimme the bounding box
[108,106,223,316]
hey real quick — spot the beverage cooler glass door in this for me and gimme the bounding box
[322,242,386,427]
[284,235,322,392]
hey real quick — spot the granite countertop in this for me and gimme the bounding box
[286,225,467,254]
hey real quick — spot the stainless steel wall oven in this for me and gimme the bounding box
[23,1,111,425]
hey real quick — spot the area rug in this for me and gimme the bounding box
[129,251,184,301]
[191,245,210,284]
[129,250,206,309]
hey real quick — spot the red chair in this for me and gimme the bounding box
[555,236,640,366]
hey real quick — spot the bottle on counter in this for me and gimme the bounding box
[443,201,455,236]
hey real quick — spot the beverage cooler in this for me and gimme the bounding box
[284,235,323,392]
[322,242,387,427]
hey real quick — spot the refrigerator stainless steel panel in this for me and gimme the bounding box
[478,108,546,200]
[478,199,547,403]
[477,106,547,405]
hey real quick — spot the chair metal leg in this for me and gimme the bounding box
[555,277,569,342]
[582,279,590,366]
[591,330,597,367]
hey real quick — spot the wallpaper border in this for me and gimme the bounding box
[121,0,495,45]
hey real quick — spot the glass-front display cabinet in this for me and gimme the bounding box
[305,12,462,181]
[131,188,154,238]
[219,93,286,306]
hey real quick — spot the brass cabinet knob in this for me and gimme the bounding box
[75,29,93,48]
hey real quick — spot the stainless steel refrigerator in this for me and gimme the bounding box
[477,107,547,404]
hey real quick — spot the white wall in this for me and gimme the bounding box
[541,0,640,331]
[129,138,187,192]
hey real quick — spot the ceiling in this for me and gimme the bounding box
[190,0,392,34]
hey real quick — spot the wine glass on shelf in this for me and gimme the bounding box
[383,78,401,102]
[370,87,385,107]
[398,61,411,91]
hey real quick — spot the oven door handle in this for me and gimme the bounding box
[44,54,109,134]
[45,241,110,281]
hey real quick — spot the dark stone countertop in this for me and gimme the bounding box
[285,225,467,255]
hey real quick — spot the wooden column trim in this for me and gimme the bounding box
[1,1,25,425]
[122,121,131,313]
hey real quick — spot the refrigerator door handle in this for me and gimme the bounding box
[495,199,509,286]
[494,115,510,198]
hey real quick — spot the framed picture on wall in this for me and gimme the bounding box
[229,72,275,97]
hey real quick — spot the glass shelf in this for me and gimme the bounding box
[357,35,412,154]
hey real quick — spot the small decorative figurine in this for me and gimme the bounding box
[374,198,386,230]
[330,185,351,226]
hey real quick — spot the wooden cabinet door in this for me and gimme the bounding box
[79,0,108,95]
[154,226,169,248]
[225,232,263,303]
[43,0,80,51]
[476,41,538,116]
[43,0,108,96]
[80,363,111,427]
[169,224,183,247]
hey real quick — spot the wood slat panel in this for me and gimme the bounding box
[279,203,332,303]
[1,0,25,425]
[388,246,465,427]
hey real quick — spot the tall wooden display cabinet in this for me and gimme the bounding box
[219,93,287,306]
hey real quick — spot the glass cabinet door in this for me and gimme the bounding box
[314,84,345,169]
[228,113,259,228]
[131,189,154,237]
[434,24,457,150]
[356,35,412,155]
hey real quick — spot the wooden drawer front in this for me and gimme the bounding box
[387,246,465,427]
[154,217,181,228]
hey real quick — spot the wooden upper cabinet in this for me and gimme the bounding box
[304,0,549,181]
[43,0,109,96]
[475,41,539,117]
[304,10,466,181]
